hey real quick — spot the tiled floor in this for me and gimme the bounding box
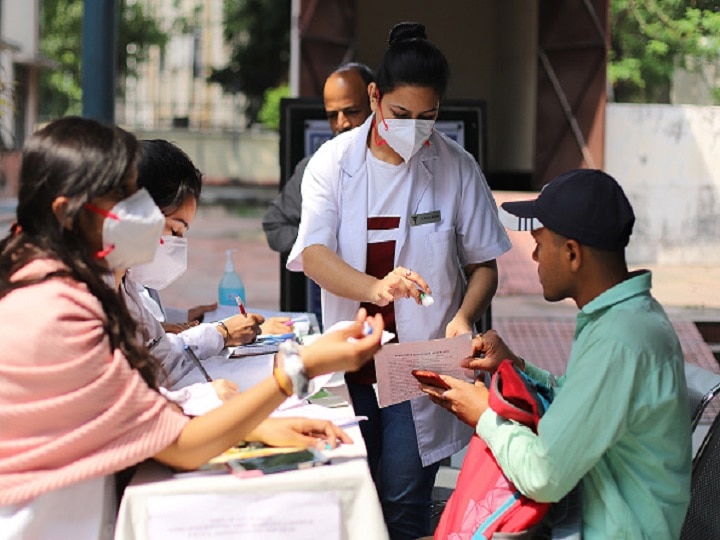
[494,317,718,377]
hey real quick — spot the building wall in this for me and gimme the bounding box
[671,62,720,106]
[0,0,41,149]
[2,1,36,52]
[134,127,280,185]
[0,0,42,196]
[605,103,720,265]
[119,0,242,130]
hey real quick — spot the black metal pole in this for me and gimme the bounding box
[81,0,117,124]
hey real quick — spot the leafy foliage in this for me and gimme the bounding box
[119,0,169,80]
[610,0,720,102]
[39,0,83,118]
[39,0,167,121]
[208,0,291,126]
[258,84,289,129]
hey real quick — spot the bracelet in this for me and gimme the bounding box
[273,367,293,397]
[217,320,230,346]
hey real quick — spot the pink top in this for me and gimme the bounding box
[0,259,189,505]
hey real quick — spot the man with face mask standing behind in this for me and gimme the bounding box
[287,22,511,540]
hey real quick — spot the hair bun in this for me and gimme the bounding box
[388,22,427,45]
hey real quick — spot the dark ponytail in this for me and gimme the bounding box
[376,22,449,98]
[138,139,202,215]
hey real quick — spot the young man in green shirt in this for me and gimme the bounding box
[422,169,691,539]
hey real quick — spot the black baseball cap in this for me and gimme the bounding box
[499,169,635,251]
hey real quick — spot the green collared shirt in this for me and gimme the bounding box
[477,271,691,539]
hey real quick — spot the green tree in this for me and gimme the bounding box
[208,0,291,126]
[610,0,720,103]
[39,0,167,121]
[258,84,289,129]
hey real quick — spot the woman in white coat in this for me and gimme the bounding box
[288,22,511,540]
[124,140,289,390]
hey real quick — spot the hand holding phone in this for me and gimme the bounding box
[411,369,451,390]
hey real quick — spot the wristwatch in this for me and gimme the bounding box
[277,339,310,398]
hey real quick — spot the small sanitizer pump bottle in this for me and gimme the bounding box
[218,249,246,306]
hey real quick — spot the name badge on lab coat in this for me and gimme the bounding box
[410,210,441,226]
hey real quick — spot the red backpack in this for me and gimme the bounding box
[434,359,554,539]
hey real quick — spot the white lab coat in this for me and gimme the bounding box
[288,115,512,465]
[122,278,222,389]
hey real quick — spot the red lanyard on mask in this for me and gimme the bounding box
[372,91,390,148]
[83,202,119,258]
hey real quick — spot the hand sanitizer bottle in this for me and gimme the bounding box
[218,249,246,306]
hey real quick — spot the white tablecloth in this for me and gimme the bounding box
[115,351,388,540]
[114,457,387,540]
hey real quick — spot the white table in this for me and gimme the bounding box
[115,457,387,540]
[115,354,388,540]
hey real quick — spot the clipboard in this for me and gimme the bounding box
[229,342,280,358]
[229,334,297,358]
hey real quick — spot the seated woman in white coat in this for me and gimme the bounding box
[123,139,289,395]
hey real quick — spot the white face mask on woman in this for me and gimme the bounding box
[127,235,188,290]
[85,188,165,271]
[377,117,435,163]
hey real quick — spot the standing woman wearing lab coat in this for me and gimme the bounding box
[288,22,512,540]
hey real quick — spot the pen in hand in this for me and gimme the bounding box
[184,345,213,382]
[234,294,247,316]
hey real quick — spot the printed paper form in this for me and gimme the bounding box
[374,333,473,408]
[147,491,341,540]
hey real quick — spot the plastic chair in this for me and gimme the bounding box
[684,362,720,432]
[680,404,720,539]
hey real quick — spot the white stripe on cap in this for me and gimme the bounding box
[498,207,544,231]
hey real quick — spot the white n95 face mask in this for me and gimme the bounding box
[379,118,435,162]
[86,188,165,271]
[127,235,188,290]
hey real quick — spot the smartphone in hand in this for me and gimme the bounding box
[411,369,451,390]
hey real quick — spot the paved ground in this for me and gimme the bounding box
[159,192,720,380]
